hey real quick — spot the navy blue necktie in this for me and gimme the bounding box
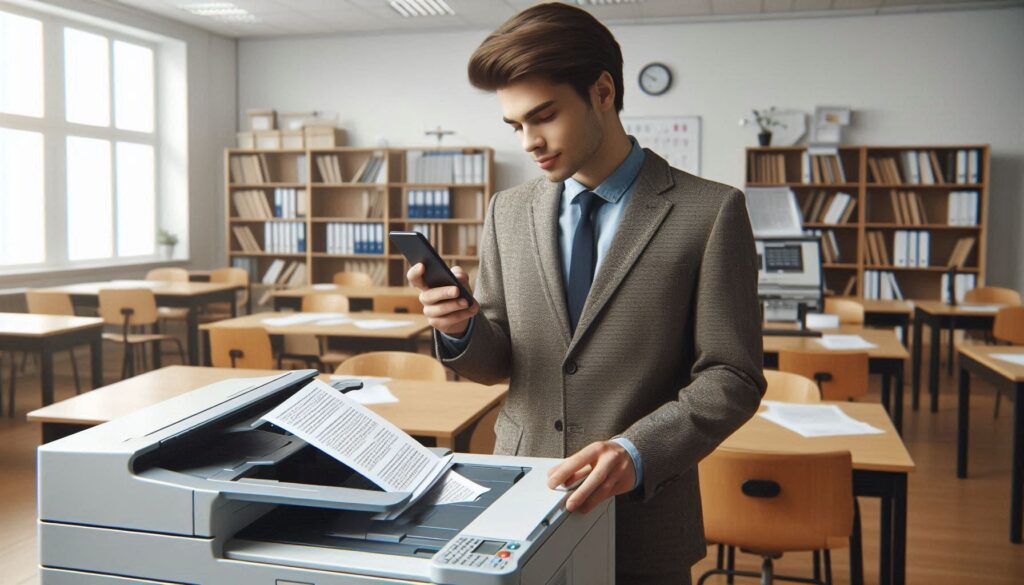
[567,190,606,334]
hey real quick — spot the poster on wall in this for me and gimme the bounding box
[623,116,701,176]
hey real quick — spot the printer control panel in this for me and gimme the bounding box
[434,535,521,577]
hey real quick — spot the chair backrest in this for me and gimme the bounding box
[993,306,1024,345]
[964,286,1022,306]
[823,298,865,325]
[25,290,75,316]
[334,351,446,382]
[468,403,501,454]
[145,267,189,282]
[97,289,159,327]
[332,271,374,287]
[777,349,869,401]
[302,293,349,313]
[373,295,424,315]
[699,448,853,552]
[210,267,250,306]
[209,327,274,369]
[763,370,821,403]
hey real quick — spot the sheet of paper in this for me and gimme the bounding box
[415,469,491,508]
[352,319,413,330]
[758,401,883,438]
[805,313,840,330]
[262,380,446,493]
[815,334,878,350]
[311,284,338,290]
[108,279,163,288]
[327,375,399,404]
[960,304,1002,313]
[315,316,354,326]
[262,312,347,327]
[991,353,1024,367]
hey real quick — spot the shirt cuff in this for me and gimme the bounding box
[438,316,475,357]
[610,436,643,492]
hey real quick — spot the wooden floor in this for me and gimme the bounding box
[1,348,1022,584]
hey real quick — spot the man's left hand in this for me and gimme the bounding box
[547,441,636,514]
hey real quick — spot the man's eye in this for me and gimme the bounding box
[511,126,521,134]
[537,114,555,123]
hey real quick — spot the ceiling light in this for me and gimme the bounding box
[389,0,455,18]
[179,2,261,23]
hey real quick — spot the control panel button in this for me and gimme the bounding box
[497,550,511,558]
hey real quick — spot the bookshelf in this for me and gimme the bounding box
[746,145,989,301]
[225,146,494,296]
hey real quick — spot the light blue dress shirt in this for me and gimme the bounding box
[441,137,647,490]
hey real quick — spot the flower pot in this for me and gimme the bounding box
[758,131,772,146]
[158,244,176,260]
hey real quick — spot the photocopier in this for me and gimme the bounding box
[37,370,614,585]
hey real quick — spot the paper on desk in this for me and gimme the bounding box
[353,319,413,330]
[991,353,1024,367]
[260,380,485,517]
[108,279,163,288]
[311,284,338,290]
[758,401,883,438]
[815,334,877,350]
[960,304,1003,313]
[805,313,840,330]
[262,313,347,326]
[315,316,354,326]
[329,376,398,404]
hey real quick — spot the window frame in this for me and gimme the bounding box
[0,3,162,274]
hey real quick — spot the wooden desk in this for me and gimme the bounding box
[27,365,507,451]
[723,401,915,585]
[40,280,245,366]
[271,285,419,311]
[764,326,909,433]
[955,344,1024,543]
[912,300,1001,413]
[0,313,103,414]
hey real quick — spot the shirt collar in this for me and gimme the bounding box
[563,136,645,205]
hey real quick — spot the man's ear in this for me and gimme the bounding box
[591,71,616,112]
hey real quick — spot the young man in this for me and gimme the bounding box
[407,3,765,583]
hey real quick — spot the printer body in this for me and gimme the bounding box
[38,371,614,585]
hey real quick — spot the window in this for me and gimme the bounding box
[0,6,162,272]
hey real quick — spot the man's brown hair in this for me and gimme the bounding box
[468,2,624,112]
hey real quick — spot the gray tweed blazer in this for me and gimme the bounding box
[434,150,766,575]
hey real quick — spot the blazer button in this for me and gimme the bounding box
[554,420,564,432]
[563,361,578,375]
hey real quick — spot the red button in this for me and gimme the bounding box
[497,550,511,558]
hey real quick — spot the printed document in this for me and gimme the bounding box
[263,312,348,327]
[815,334,878,350]
[992,353,1024,367]
[353,319,413,330]
[261,380,486,517]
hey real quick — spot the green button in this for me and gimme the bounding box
[506,543,520,550]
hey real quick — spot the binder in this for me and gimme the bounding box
[956,150,968,184]
[967,149,979,183]
[917,231,929,268]
[893,231,907,267]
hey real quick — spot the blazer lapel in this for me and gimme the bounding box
[529,179,572,345]
[570,152,675,350]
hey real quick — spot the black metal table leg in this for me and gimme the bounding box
[911,309,923,411]
[892,474,908,585]
[1012,383,1023,543]
[929,318,941,412]
[957,363,970,478]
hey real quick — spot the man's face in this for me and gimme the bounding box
[498,77,604,183]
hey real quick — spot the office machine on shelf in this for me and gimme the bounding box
[37,371,613,585]
[756,237,825,334]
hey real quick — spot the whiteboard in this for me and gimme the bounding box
[623,116,701,176]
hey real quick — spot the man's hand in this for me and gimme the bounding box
[406,263,479,336]
[547,441,636,514]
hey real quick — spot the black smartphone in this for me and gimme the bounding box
[389,231,475,303]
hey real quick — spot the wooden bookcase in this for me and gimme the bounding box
[746,145,989,301]
[225,146,494,291]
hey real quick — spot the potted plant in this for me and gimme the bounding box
[157,229,178,260]
[752,107,786,146]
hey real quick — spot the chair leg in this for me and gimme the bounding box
[727,545,736,585]
[824,549,833,585]
[761,556,774,585]
[126,344,136,378]
[813,550,821,581]
[8,354,17,418]
[716,544,724,570]
[119,345,129,381]
[995,388,1003,419]
[69,348,81,394]
[174,339,186,365]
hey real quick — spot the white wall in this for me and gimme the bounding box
[0,0,236,302]
[239,7,1024,291]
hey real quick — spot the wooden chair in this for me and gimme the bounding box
[332,271,374,287]
[280,293,351,371]
[209,327,274,369]
[823,298,864,325]
[373,295,424,314]
[698,448,854,585]
[200,267,251,321]
[98,289,186,380]
[145,267,189,282]
[334,351,446,382]
[24,291,83,395]
[990,306,1024,418]
[763,370,821,403]
[467,403,501,454]
[964,286,1022,306]
[778,349,869,401]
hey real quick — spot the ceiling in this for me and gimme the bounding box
[111,0,1021,37]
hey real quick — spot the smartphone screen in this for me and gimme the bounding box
[389,231,474,303]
